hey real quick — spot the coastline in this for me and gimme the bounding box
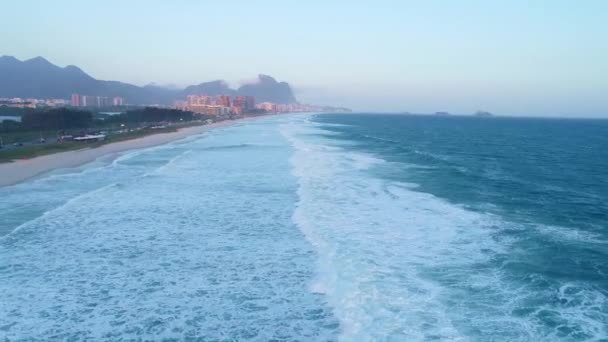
[0,118,250,187]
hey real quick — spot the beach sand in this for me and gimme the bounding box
[0,119,241,187]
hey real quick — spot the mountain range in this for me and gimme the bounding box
[0,56,297,105]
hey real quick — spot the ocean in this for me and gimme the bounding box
[0,113,606,341]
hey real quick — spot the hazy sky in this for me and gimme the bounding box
[2,0,607,116]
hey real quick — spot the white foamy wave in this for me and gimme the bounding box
[145,149,192,175]
[0,114,339,340]
[0,182,119,241]
[312,122,352,128]
[0,136,209,238]
[536,223,607,245]
[280,115,608,341]
[281,118,488,340]
[361,134,400,144]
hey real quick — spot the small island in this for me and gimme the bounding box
[474,110,494,117]
[434,111,451,116]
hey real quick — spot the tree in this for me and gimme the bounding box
[104,107,199,124]
[21,108,93,130]
[0,119,22,132]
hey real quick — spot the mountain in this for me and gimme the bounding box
[237,75,297,104]
[0,56,94,99]
[180,76,297,103]
[0,56,297,105]
[0,56,177,104]
[182,80,236,97]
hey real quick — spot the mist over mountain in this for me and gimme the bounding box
[0,56,298,104]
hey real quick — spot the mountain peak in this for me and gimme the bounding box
[64,64,81,70]
[238,75,296,104]
[63,64,93,80]
[182,79,235,96]
[257,74,277,83]
[24,56,52,65]
[0,55,19,63]
[63,64,86,74]
[0,55,297,104]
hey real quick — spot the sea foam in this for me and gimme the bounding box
[281,114,607,341]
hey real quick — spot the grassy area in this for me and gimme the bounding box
[0,125,186,163]
[0,142,85,163]
[0,130,56,144]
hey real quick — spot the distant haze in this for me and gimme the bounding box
[1,0,607,117]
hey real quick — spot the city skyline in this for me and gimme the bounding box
[1,0,607,117]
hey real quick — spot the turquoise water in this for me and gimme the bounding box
[0,115,21,122]
[1,113,607,340]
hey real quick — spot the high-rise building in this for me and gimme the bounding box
[188,104,230,116]
[201,95,213,105]
[81,95,97,107]
[186,95,198,106]
[70,94,124,107]
[215,95,231,107]
[187,95,213,106]
[113,97,124,106]
[232,96,256,114]
[71,94,80,107]
[97,96,111,107]
[233,96,246,109]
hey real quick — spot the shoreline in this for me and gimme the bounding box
[0,117,260,187]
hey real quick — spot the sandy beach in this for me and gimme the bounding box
[0,119,241,187]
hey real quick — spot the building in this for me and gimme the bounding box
[0,98,36,108]
[70,94,123,107]
[232,96,246,114]
[182,94,259,116]
[71,94,80,107]
[258,102,277,112]
[113,97,125,106]
[97,97,111,107]
[187,95,213,106]
[188,105,230,116]
[231,95,256,114]
[234,96,255,110]
[215,95,231,107]
[44,99,68,107]
[80,95,96,107]
[186,95,196,106]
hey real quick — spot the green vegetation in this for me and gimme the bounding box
[104,107,205,123]
[0,105,39,116]
[0,142,84,163]
[0,107,216,162]
[22,108,93,130]
[0,126,184,163]
[2,107,206,134]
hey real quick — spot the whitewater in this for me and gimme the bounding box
[1,114,606,341]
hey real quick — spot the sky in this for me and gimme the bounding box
[1,0,607,116]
